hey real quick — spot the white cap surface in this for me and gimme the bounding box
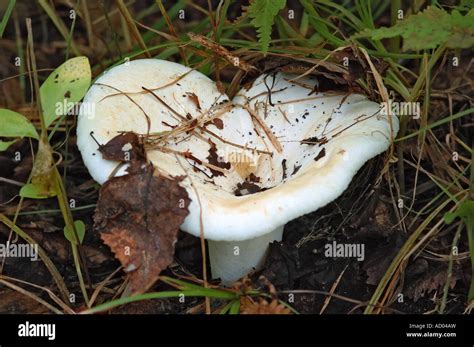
[78,59,399,241]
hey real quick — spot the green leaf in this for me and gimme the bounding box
[354,6,474,51]
[0,109,39,140]
[19,183,54,199]
[444,200,474,229]
[64,220,86,244]
[0,139,17,151]
[248,0,286,53]
[40,56,91,128]
[229,299,241,314]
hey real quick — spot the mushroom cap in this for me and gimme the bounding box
[78,59,399,242]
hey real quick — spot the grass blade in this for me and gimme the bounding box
[0,0,16,37]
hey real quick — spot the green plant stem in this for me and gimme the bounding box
[439,222,462,313]
[38,0,80,56]
[0,0,16,37]
[15,204,96,216]
[26,18,90,306]
[82,290,238,314]
[468,220,474,302]
[229,299,241,314]
[65,0,79,61]
[395,108,474,142]
[396,44,447,196]
[12,8,25,104]
[468,145,474,302]
[216,0,231,40]
[52,167,90,306]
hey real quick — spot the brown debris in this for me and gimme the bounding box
[187,32,256,73]
[96,132,146,164]
[234,181,265,196]
[206,140,231,177]
[204,118,224,130]
[94,164,190,295]
[94,133,190,295]
[405,262,459,302]
[301,136,328,146]
[291,164,301,176]
[240,296,291,314]
[314,148,326,161]
[185,92,201,110]
[282,159,287,180]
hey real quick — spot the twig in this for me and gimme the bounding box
[188,32,255,72]
[319,264,348,314]
[241,104,283,153]
[0,275,75,314]
[0,278,63,314]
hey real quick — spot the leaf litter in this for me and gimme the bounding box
[93,132,190,295]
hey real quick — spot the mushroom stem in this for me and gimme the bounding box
[207,226,284,284]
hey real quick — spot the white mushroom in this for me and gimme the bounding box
[77,59,399,284]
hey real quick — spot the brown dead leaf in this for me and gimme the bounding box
[185,92,201,110]
[405,262,459,302]
[204,118,224,130]
[94,163,190,295]
[96,132,146,163]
